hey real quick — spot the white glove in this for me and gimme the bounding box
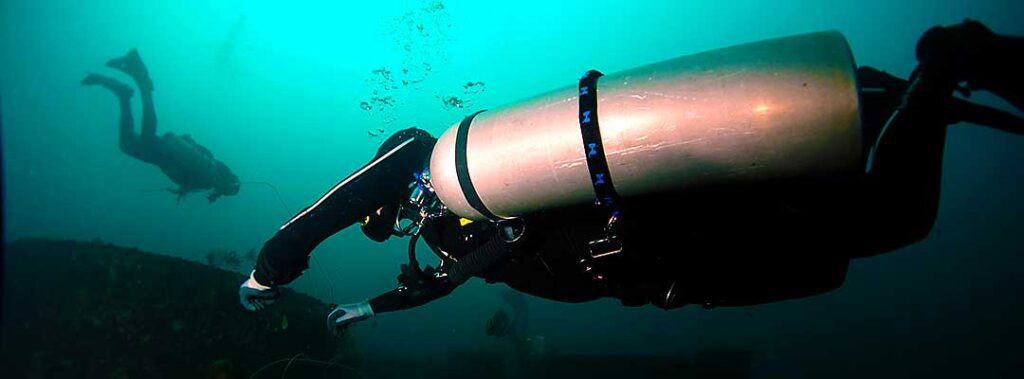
[327,301,375,334]
[239,271,279,311]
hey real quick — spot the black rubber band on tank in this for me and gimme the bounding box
[455,109,501,220]
[578,70,622,212]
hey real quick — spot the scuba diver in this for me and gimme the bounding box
[82,49,241,202]
[485,289,540,373]
[239,20,1024,334]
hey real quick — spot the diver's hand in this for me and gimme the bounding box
[327,301,374,334]
[239,271,280,311]
[167,187,190,202]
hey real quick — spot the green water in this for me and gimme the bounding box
[3,0,1024,377]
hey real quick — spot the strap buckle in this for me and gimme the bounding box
[588,236,623,258]
[587,213,623,258]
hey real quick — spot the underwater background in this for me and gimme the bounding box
[2,0,1024,377]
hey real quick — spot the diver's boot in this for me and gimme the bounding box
[105,48,153,93]
[81,73,134,99]
[917,19,1024,111]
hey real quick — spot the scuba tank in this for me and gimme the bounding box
[429,31,863,221]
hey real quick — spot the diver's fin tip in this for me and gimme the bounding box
[80,73,133,98]
[104,48,153,91]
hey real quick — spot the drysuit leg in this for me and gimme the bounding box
[81,73,156,163]
[139,85,157,143]
[105,49,158,145]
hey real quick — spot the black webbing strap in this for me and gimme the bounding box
[579,69,623,221]
[579,70,620,211]
[578,70,625,263]
[455,109,500,220]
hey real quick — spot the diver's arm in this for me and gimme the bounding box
[325,271,456,330]
[252,128,436,287]
[916,20,1024,112]
[368,278,458,313]
[367,233,520,314]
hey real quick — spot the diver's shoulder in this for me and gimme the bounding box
[374,127,438,158]
[391,127,437,144]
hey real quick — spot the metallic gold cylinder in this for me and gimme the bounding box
[431,31,862,220]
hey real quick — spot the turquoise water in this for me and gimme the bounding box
[3,0,1024,377]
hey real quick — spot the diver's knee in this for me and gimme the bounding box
[119,141,148,162]
[904,213,939,245]
[873,209,939,254]
[118,141,136,156]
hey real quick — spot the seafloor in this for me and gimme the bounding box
[1,239,355,378]
[1,239,749,378]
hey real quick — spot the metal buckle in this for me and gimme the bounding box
[496,218,526,243]
[587,236,622,258]
[587,212,623,258]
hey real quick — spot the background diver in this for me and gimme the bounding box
[485,289,541,372]
[240,20,1024,334]
[82,49,240,202]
